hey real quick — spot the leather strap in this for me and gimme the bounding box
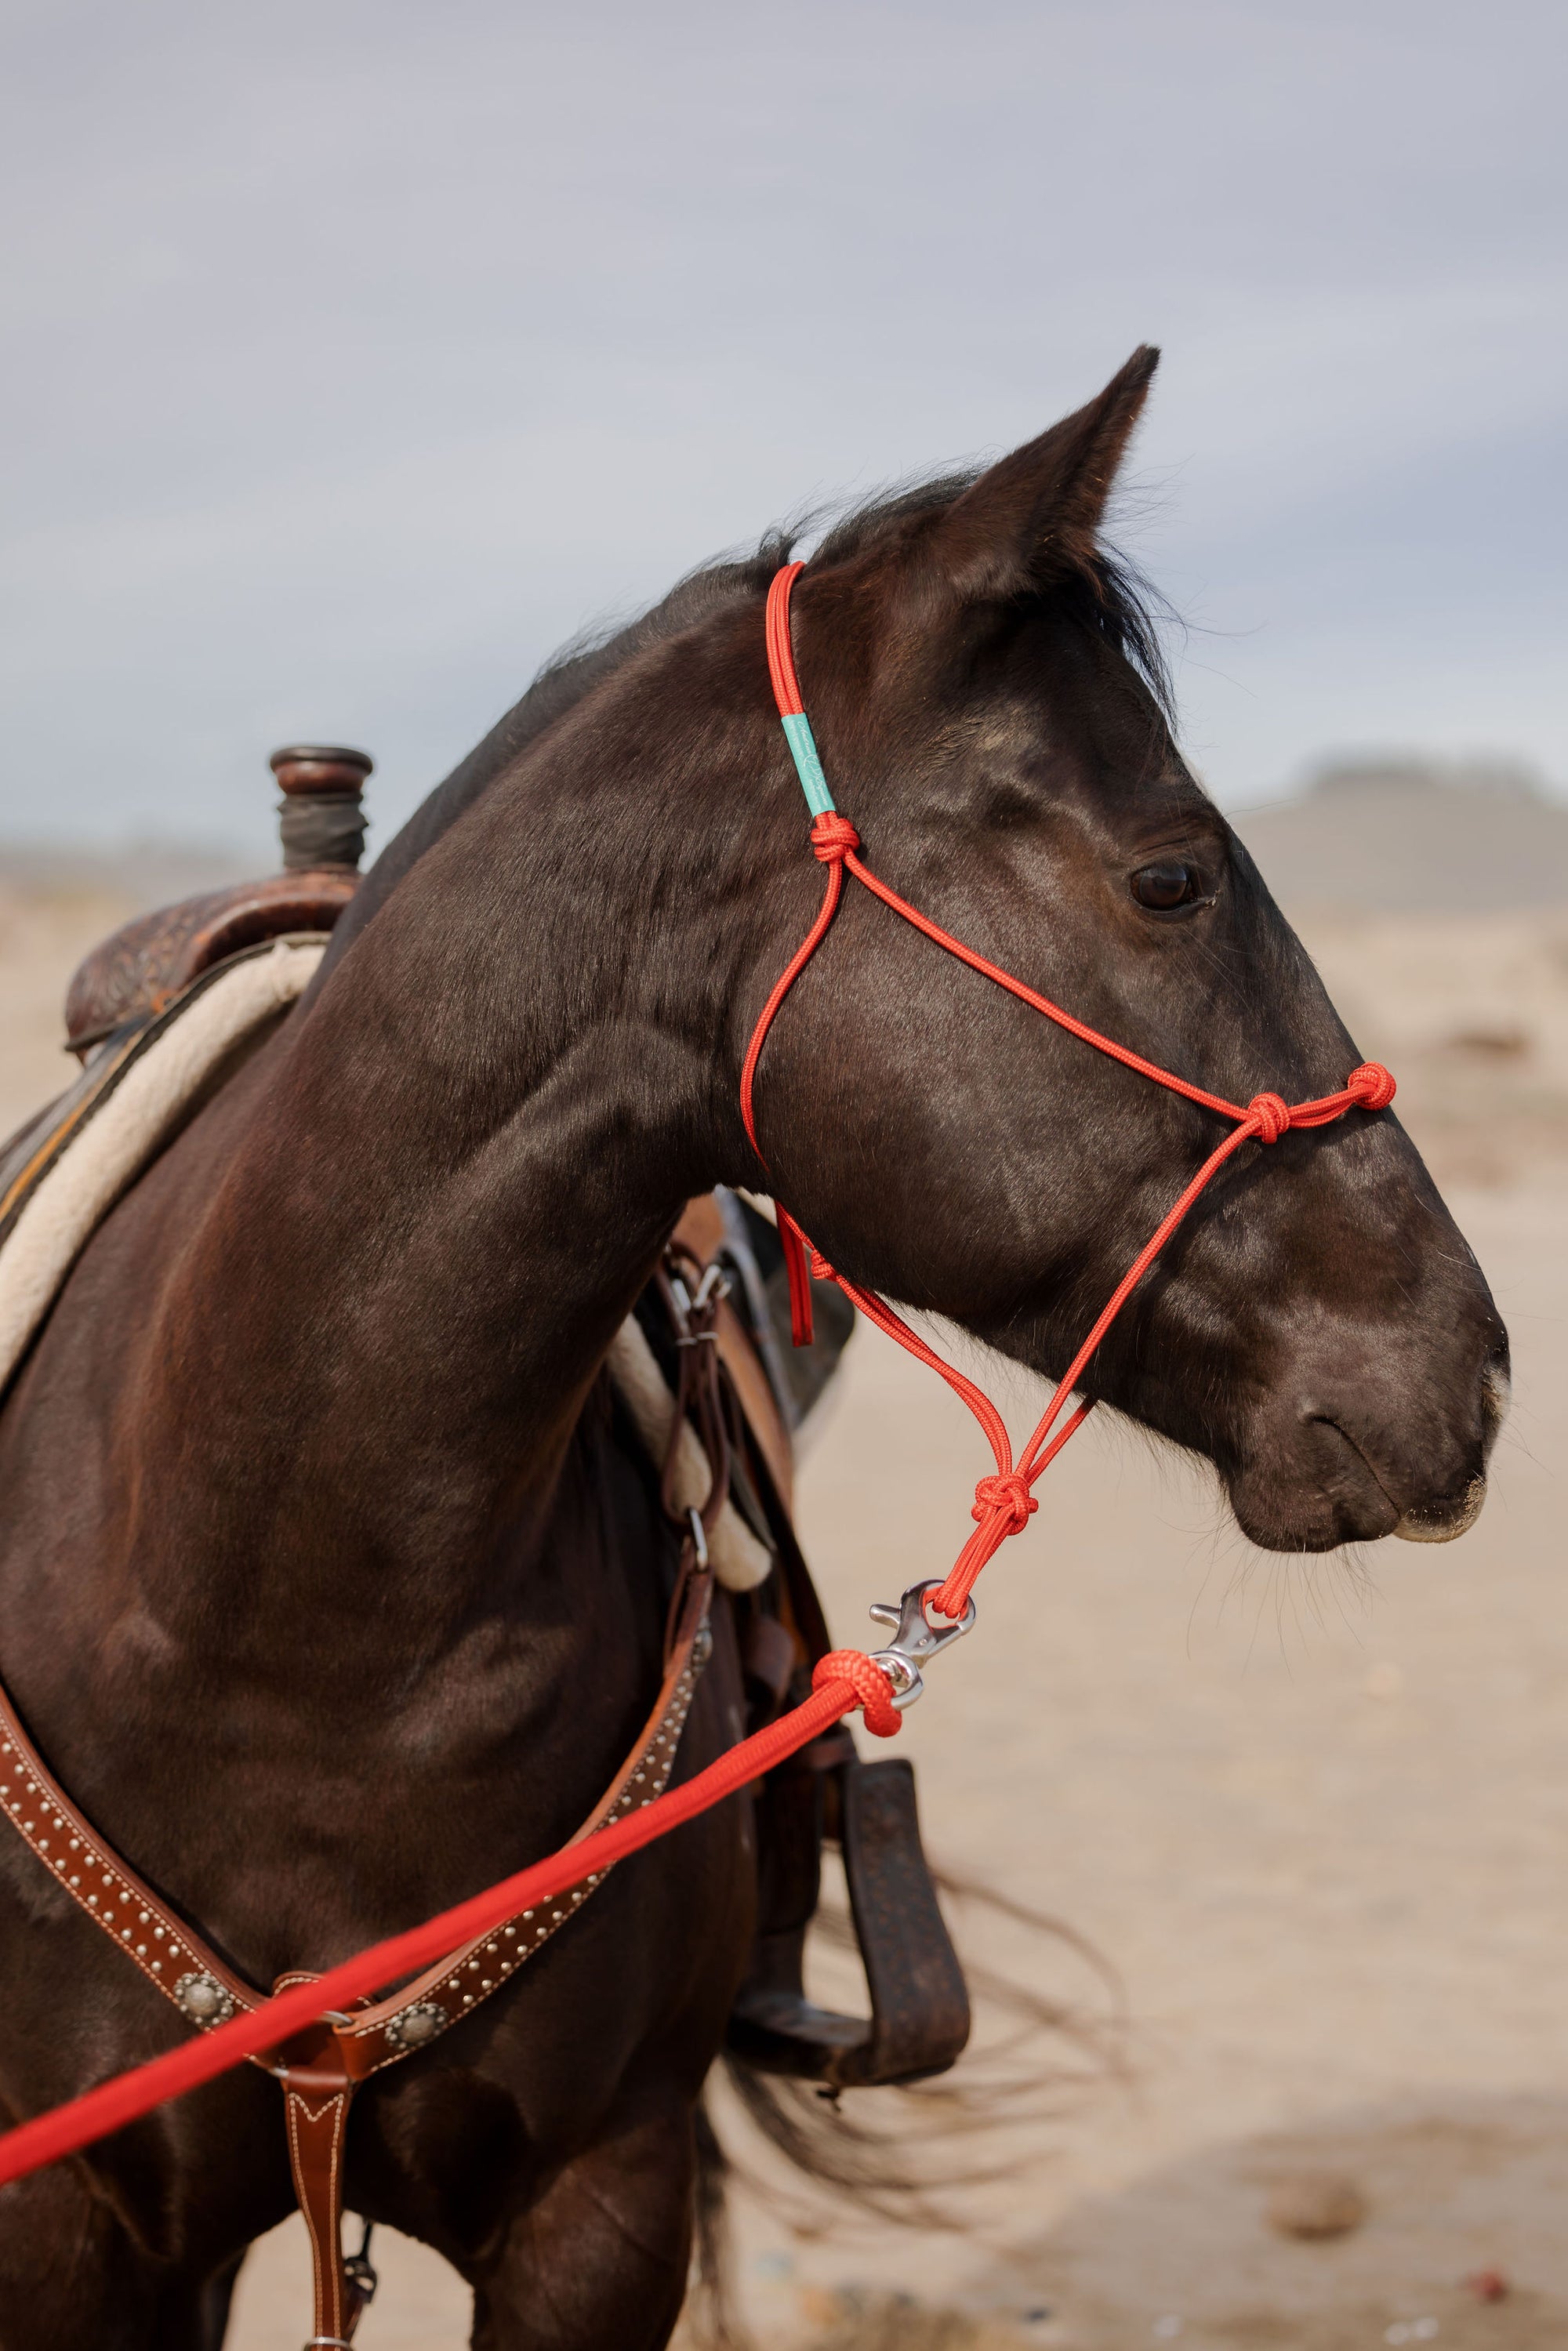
[274,2020,362,2346]
[285,2080,357,2346]
[0,1695,260,2035]
[673,1198,793,1507]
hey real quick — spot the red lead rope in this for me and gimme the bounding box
[742,561,1396,1623]
[0,562,1395,2191]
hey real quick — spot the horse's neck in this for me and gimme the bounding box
[109,758,736,1643]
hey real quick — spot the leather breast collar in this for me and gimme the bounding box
[0,1151,756,2344]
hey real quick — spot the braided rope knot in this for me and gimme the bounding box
[1247,1091,1291,1145]
[813,1649,902,1738]
[808,1246,837,1282]
[972,1471,1038,1535]
[810,811,861,864]
[1348,1061,1396,1112]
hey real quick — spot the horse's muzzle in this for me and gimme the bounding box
[1223,1335,1509,1555]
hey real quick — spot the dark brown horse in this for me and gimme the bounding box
[0,349,1506,2346]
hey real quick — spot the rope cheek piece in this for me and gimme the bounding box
[743,559,1398,1629]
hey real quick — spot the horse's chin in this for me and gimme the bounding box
[1225,1477,1490,1553]
[1219,1417,1494,1554]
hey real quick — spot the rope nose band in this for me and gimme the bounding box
[743,560,1396,1622]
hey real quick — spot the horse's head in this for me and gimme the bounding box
[735,347,1507,1552]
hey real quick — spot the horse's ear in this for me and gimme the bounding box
[920,345,1159,608]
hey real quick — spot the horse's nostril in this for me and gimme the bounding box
[1480,1349,1512,1449]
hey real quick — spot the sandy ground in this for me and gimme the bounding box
[2,881,1566,2349]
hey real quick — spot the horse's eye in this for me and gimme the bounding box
[1131,859,1201,911]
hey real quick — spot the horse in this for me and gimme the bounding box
[0,346,1506,2347]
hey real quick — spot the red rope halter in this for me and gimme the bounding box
[742,561,1396,1622]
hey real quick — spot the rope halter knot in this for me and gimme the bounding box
[972,1471,1038,1535]
[1247,1091,1291,1145]
[812,1649,902,1738]
[810,811,861,863]
[1348,1061,1396,1112]
[1247,1062,1394,1145]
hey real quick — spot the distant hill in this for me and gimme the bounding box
[1231,759,1568,916]
[4,754,1567,926]
[0,838,253,913]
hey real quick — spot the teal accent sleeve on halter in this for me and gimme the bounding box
[780,713,836,817]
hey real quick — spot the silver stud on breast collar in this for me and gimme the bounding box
[172,1969,236,2028]
[381,1999,446,2051]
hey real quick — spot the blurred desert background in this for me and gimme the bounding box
[4,754,1567,2349]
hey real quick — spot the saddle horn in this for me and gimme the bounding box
[270,744,373,873]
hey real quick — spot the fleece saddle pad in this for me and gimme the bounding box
[0,937,769,1590]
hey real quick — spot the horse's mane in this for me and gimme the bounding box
[322,473,1170,966]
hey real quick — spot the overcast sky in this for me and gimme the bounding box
[2,0,1563,859]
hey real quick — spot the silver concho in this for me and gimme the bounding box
[383,2000,447,2051]
[172,1969,236,2029]
[691,1620,713,1671]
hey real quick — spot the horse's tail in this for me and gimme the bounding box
[688,1871,1127,2346]
[690,2094,746,2351]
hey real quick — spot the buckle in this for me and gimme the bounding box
[668,1262,731,1336]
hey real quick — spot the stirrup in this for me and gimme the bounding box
[727,1751,969,2088]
